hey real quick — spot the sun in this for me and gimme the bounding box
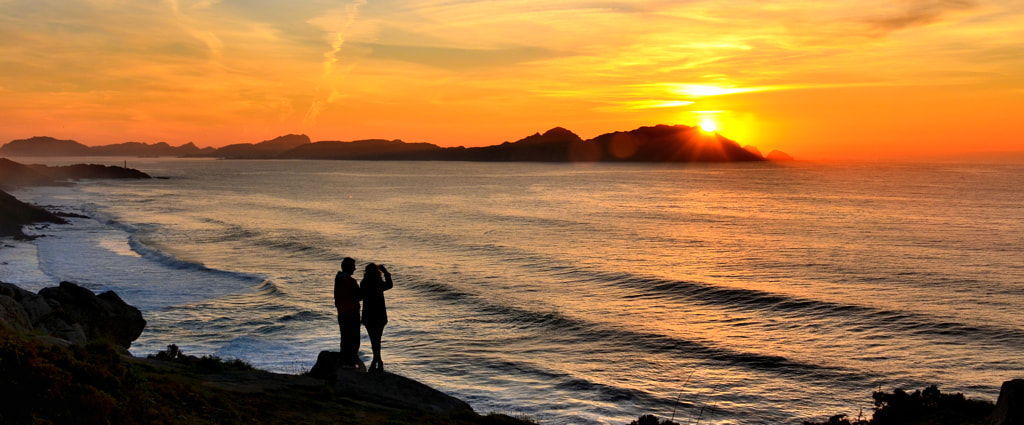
[699,119,717,133]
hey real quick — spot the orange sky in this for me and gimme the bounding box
[1,0,1022,159]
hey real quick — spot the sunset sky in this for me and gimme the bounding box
[2,0,1022,159]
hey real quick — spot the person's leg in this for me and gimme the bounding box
[340,313,361,367]
[366,325,384,371]
[347,314,362,366]
[337,314,346,353]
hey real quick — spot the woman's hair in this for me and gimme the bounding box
[363,263,381,281]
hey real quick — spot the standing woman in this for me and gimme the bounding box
[360,263,393,372]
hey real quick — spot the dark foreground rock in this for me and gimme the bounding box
[310,350,474,414]
[0,281,145,350]
[1,330,532,425]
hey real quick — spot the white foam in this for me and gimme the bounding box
[0,239,58,291]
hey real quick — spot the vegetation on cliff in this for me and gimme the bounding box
[801,385,995,425]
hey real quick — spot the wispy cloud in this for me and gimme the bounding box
[354,43,567,69]
[167,0,225,61]
[304,0,368,125]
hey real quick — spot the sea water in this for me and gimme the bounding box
[2,158,1022,424]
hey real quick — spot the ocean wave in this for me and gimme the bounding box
[191,216,340,262]
[75,205,269,288]
[592,271,1024,349]
[407,278,875,385]
[125,235,264,283]
[278,310,326,322]
[408,228,1024,352]
[254,279,286,297]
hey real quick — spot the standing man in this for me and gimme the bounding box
[334,257,361,368]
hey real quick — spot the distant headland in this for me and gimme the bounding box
[1,125,794,162]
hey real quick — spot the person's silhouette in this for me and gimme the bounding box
[360,263,393,372]
[334,257,361,368]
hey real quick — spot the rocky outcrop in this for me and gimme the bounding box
[0,189,66,238]
[309,350,473,414]
[28,163,151,180]
[0,294,34,333]
[0,158,55,188]
[1,158,148,238]
[992,379,1024,425]
[0,281,145,350]
[1,158,151,189]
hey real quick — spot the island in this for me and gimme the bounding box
[1,125,794,162]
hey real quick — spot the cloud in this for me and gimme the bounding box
[167,0,226,60]
[354,43,568,69]
[864,0,978,34]
[304,1,368,125]
[619,100,695,110]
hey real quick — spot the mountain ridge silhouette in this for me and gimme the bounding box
[2,125,789,162]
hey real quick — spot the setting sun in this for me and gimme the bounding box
[700,119,717,133]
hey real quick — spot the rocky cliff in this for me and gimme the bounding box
[0,281,146,350]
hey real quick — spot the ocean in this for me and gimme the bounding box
[2,158,1022,424]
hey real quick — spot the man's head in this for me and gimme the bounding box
[341,257,356,273]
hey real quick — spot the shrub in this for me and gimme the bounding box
[628,414,680,425]
[804,385,994,425]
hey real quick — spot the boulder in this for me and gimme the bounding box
[36,281,146,349]
[33,314,88,345]
[0,281,54,324]
[992,379,1024,425]
[308,350,347,380]
[0,294,33,333]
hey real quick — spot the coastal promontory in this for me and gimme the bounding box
[0,158,151,238]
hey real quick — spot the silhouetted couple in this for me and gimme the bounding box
[334,257,393,372]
